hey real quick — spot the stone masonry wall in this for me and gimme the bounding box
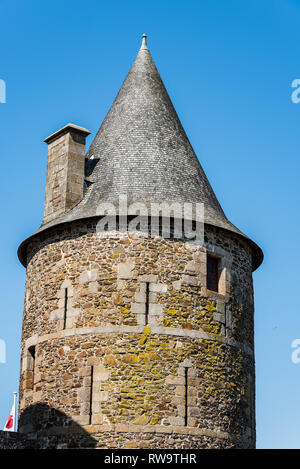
[43,127,88,224]
[18,220,255,449]
[0,431,35,449]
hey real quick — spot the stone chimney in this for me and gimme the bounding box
[43,123,90,224]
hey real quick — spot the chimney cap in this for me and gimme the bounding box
[44,123,91,144]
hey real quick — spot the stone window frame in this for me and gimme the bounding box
[117,260,168,327]
[206,254,219,292]
[206,252,223,294]
[22,345,36,393]
[131,275,167,327]
[202,244,231,300]
[77,358,110,426]
[166,358,198,427]
[50,279,80,331]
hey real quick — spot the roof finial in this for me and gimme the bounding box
[140,33,148,50]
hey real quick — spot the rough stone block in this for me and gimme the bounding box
[72,415,90,425]
[131,303,146,314]
[187,377,200,386]
[216,300,225,313]
[91,415,104,425]
[213,312,225,323]
[132,415,149,425]
[134,292,146,303]
[188,406,200,417]
[93,391,108,402]
[188,417,197,427]
[79,269,98,284]
[148,292,157,303]
[32,391,42,403]
[184,261,202,275]
[138,274,158,283]
[89,281,98,293]
[156,426,172,434]
[80,402,91,415]
[173,426,189,435]
[117,280,127,290]
[93,366,110,381]
[166,375,185,385]
[172,396,186,406]
[117,261,135,280]
[149,284,168,293]
[182,275,199,286]
[172,280,182,291]
[115,424,129,433]
[83,376,91,387]
[168,416,185,426]
[50,309,63,321]
[149,304,163,315]
[79,367,91,377]
[175,385,185,396]
[87,358,99,366]
[177,405,186,417]
[78,387,90,402]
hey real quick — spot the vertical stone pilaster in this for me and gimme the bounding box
[43,123,90,224]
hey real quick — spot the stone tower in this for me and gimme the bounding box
[17,35,263,449]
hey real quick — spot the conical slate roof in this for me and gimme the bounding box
[84,35,225,219]
[18,35,263,269]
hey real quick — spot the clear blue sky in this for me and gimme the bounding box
[0,0,299,448]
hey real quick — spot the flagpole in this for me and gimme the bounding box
[13,392,17,432]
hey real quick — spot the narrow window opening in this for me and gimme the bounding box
[170,218,174,239]
[145,282,150,325]
[89,366,94,425]
[184,367,188,426]
[63,288,68,330]
[224,303,227,337]
[207,256,219,292]
[159,216,163,237]
[28,346,35,390]
[28,345,35,360]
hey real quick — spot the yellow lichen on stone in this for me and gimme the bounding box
[122,354,139,364]
[132,415,149,425]
[150,417,159,425]
[205,301,216,312]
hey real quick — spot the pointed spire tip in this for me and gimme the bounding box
[140,33,148,50]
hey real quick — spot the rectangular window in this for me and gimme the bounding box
[207,256,219,292]
[27,346,36,390]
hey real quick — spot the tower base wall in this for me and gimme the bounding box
[19,221,255,449]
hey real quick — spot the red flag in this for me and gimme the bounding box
[3,396,16,432]
[5,413,13,429]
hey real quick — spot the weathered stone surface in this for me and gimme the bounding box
[43,124,90,224]
[18,220,255,449]
[117,261,135,280]
[132,415,149,425]
[79,270,98,284]
[0,431,33,449]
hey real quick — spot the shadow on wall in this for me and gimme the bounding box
[19,403,97,449]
